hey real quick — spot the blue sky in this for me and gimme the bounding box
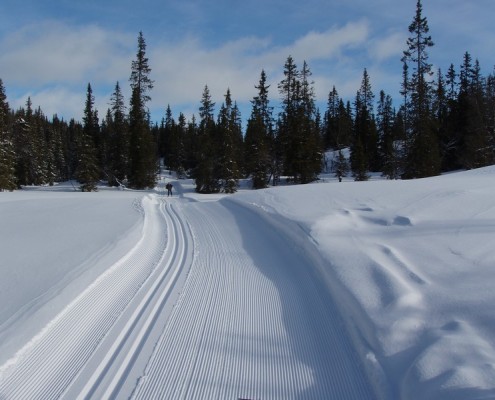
[1,0,494,124]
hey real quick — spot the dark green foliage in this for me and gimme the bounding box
[128,87,157,189]
[1,13,495,193]
[194,85,220,193]
[75,130,99,191]
[245,70,273,189]
[105,81,129,186]
[323,86,352,150]
[128,32,157,189]
[75,83,100,191]
[278,57,323,184]
[0,79,16,191]
[334,149,349,181]
[401,0,441,178]
[377,91,401,179]
[351,69,376,180]
[216,89,241,193]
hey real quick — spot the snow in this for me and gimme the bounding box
[1,169,495,399]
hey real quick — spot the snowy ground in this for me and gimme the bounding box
[0,168,494,399]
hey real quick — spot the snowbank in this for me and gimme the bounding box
[229,166,495,399]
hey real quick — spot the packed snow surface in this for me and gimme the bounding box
[1,167,495,399]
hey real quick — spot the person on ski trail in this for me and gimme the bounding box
[166,182,173,197]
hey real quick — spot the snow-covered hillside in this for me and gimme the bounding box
[1,168,494,399]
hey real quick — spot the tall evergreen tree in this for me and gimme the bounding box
[402,0,440,178]
[75,83,100,191]
[217,89,241,193]
[377,90,400,178]
[277,57,321,183]
[49,115,69,182]
[194,85,219,193]
[128,32,157,189]
[457,54,493,168]
[0,79,16,191]
[323,86,341,149]
[175,112,187,178]
[351,69,376,180]
[106,81,129,186]
[160,105,175,170]
[245,70,273,188]
[13,98,48,186]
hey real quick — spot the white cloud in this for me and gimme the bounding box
[2,19,374,121]
[150,20,371,112]
[369,31,406,62]
[11,87,86,121]
[0,21,133,87]
[284,20,370,62]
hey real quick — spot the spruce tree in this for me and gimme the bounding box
[106,81,129,186]
[334,149,349,181]
[161,105,175,171]
[75,83,100,191]
[0,79,16,191]
[245,70,273,189]
[323,86,340,149]
[128,31,157,189]
[351,69,376,180]
[175,112,187,178]
[13,98,47,186]
[277,57,321,183]
[377,90,400,179]
[217,89,241,193]
[194,85,219,193]
[457,55,493,168]
[402,0,440,178]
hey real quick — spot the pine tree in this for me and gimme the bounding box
[402,0,440,178]
[128,32,157,189]
[0,79,16,191]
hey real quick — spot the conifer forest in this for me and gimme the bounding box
[1,1,494,193]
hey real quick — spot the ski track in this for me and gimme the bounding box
[0,185,377,400]
[0,185,190,400]
[131,200,376,400]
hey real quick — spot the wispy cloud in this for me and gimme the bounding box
[0,21,133,87]
[1,19,376,120]
[151,20,371,111]
[369,31,406,63]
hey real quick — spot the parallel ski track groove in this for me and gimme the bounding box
[132,201,376,400]
[0,194,186,400]
[96,200,189,400]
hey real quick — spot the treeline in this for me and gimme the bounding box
[1,0,494,193]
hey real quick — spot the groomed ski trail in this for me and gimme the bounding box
[0,184,377,399]
[131,199,376,400]
[0,189,192,399]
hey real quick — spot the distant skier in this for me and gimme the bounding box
[166,182,173,197]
